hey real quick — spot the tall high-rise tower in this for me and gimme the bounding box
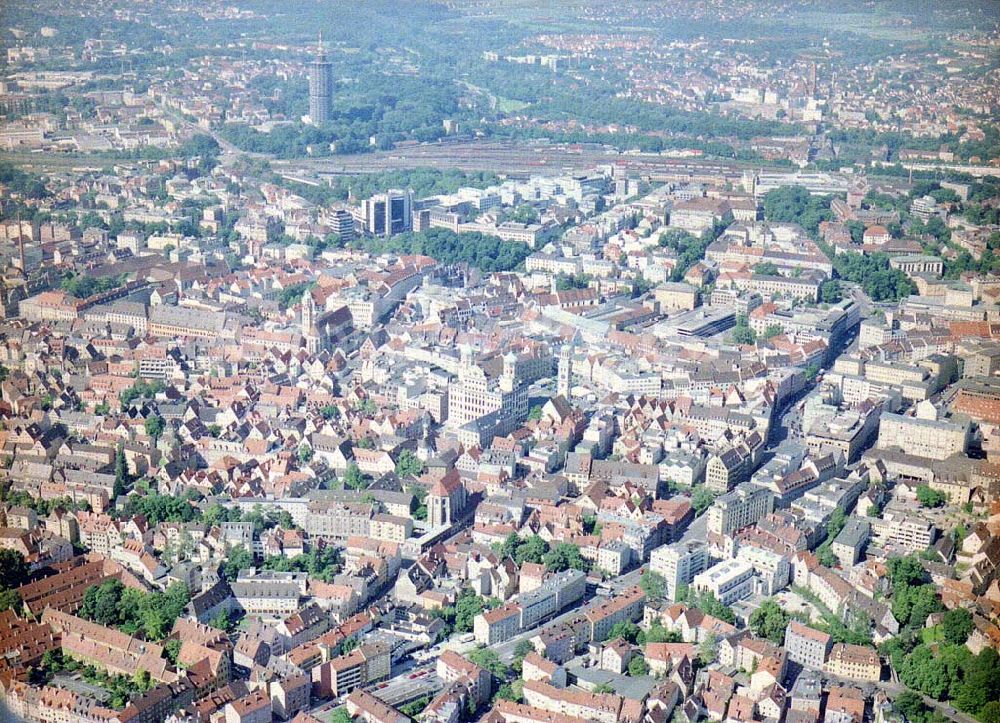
[361,189,413,237]
[557,345,573,398]
[308,33,332,125]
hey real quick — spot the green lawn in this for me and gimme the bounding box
[497,97,530,113]
[921,625,944,645]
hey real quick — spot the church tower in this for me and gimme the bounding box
[500,352,517,393]
[302,289,320,353]
[301,289,316,335]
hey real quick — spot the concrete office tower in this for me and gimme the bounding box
[361,189,413,237]
[309,34,333,124]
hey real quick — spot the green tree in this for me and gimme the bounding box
[203,503,241,527]
[893,583,944,630]
[887,555,927,587]
[640,570,666,602]
[762,186,832,235]
[466,647,509,678]
[638,621,680,645]
[513,639,535,673]
[119,493,198,526]
[753,262,779,276]
[730,315,757,345]
[760,324,784,340]
[916,485,946,508]
[698,632,719,665]
[113,443,129,499]
[542,542,590,573]
[954,648,1000,714]
[941,608,973,645]
[846,220,866,243]
[395,450,424,478]
[408,484,428,521]
[628,656,650,677]
[826,507,847,540]
[342,463,367,491]
[399,696,432,717]
[453,589,498,633]
[163,638,181,665]
[222,546,253,581]
[143,415,165,441]
[979,702,1000,723]
[691,486,716,515]
[0,589,21,613]
[593,683,616,695]
[0,549,28,590]
[749,599,791,644]
[819,279,843,303]
[511,204,539,224]
[208,609,235,633]
[493,680,524,704]
[516,536,550,566]
[677,585,735,624]
[494,533,549,565]
[606,621,640,644]
[894,691,933,723]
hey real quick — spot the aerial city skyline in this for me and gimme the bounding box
[0,2,998,723]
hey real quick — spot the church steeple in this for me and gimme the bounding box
[301,289,316,335]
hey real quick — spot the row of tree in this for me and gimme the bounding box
[79,579,190,641]
[492,533,591,573]
[356,227,531,273]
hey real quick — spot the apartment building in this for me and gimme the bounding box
[225,688,272,723]
[783,621,831,669]
[650,541,709,602]
[474,602,522,646]
[313,640,392,699]
[521,680,624,723]
[473,570,586,645]
[437,650,492,706]
[866,513,936,554]
[876,413,968,460]
[345,689,409,723]
[19,290,82,322]
[805,406,881,464]
[304,500,375,541]
[584,585,646,643]
[653,282,700,311]
[692,560,755,606]
[369,514,413,543]
[735,544,789,595]
[41,609,175,683]
[824,643,880,682]
[707,484,775,537]
[954,377,1000,425]
[231,570,307,619]
[447,350,530,441]
[831,519,869,568]
[0,609,58,679]
[744,273,820,302]
[148,304,228,340]
[889,254,943,276]
[519,570,587,631]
